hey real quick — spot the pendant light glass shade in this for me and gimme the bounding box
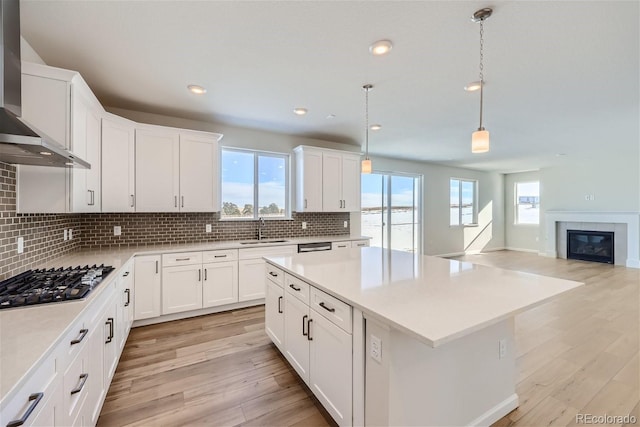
[361,158,372,174]
[471,129,490,153]
[361,84,374,174]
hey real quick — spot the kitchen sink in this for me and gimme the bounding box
[240,239,289,245]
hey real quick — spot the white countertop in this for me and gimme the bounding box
[265,248,583,348]
[0,235,368,404]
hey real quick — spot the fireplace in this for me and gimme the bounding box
[567,230,614,264]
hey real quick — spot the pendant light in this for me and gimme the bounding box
[471,8,492,154]
[361,84,373,174]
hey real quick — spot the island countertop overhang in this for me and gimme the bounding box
[264,247,584,347]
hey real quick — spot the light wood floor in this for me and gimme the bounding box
[98,251,639,426]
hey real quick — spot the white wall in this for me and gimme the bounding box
[20,36,46,65]
[504,171,540,252]
[108,107,506,256]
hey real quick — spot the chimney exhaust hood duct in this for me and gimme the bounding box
[0,0,89,168]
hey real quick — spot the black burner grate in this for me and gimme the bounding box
[0,265,115,309]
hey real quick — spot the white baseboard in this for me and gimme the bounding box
[132,299,264,327]
[467,393,519,427]
[435,252,465,258]
[504,246,539,254]
[626,259,640,269]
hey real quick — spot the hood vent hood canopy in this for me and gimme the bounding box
[0,0,89,168]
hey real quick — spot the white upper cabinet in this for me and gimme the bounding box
[102,113,136,212]
[135,126,180,212]
[179,132,218,212]
[294,146,361,213]
[17,62,104,213]
[135,125,221,213]
[294,146,323,212]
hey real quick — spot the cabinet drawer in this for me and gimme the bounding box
[332,241,350,250]
[162,251,202,267]
[60,317,89,367]
[285,273,310,305]
[0,356,58,427]
[351,240,370,248]
[310,287,352,333]
[202,249,238,263]
[265,264,284,287]
[62,343,89,424]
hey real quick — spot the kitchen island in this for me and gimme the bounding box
[264,247,583,426]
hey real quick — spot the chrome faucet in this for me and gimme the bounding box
[258,217,265,240]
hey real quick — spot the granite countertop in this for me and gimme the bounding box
[265,247,584,348]
[0,235,369,404]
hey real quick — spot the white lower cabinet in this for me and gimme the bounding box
[118,262,134,350]
[203,261,238,308]
[134,255,162,320]
[238,258,267,302]
[309,311,353,425]
[272,271,353,426]
[265,279,285,351]
[238,246,297,302]
[283,293,312,382]
[162,264,203,315]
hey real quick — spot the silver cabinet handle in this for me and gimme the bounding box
[124,289,130,306]
[155,260,159,274]
[214,255,227,258]
[204,269,207,281]
[181,196,184,208]
[175,257,191,261]
[304,199,307,209]
[174,196,177,208]
[198,269,202,282]
[278,296,283,314]
[130,194,135,208]
[343,199,346,209]
[87,189,95,206]
[6,393,44,427]
[70,373,89,395]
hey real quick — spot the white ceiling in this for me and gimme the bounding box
[20,1,639,173]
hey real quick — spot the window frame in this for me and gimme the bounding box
[449,178,478,227]
[514,181,540,226]
[219,147,291,220]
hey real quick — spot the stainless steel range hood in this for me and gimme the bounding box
[0,0,89,168]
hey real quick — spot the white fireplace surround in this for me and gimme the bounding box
[544,211,640,269]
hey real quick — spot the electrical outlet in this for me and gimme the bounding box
[17,237,24,254]
[301,222,307,229]
[64,229,68,241]
[206,224,212,233]
[114,226,122,236]
[343,221,348,228]
[370,334,382,363]
[68,229,73,240]
[499,339,507,359]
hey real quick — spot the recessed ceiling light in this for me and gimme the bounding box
[65,162,75,166]
[556,153,567,157]
[40,151,52,156]
[370,124,382,131]
[326,114,336,119]
[293,108,308,116]
[369,40,393,56]
[464,81,482,92]
[187,84,207,95]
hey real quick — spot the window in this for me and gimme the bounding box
[515,181,540,225]
[450,178,477,226]
[220,148,289,219]
[361,173,421,253]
